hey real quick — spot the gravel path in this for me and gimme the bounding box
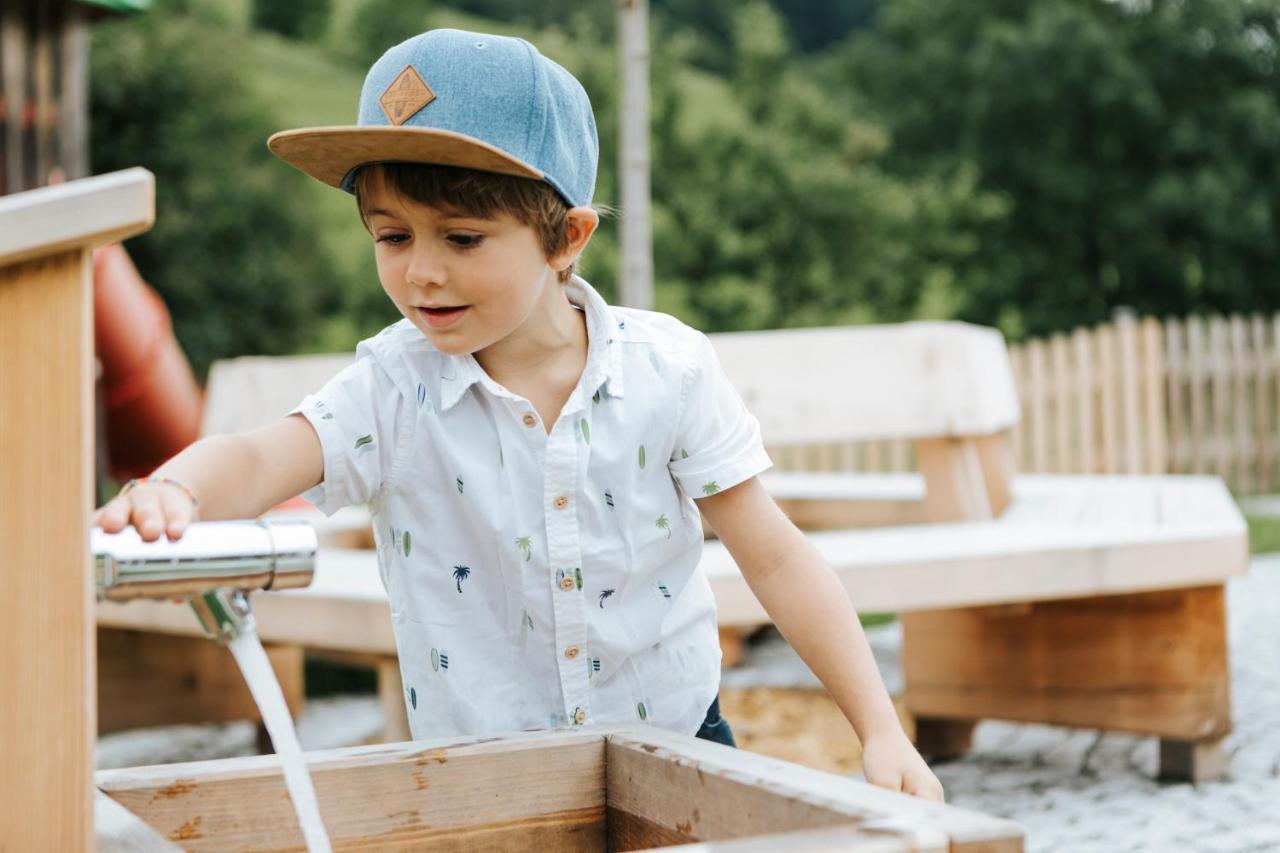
[97,556,1280,852]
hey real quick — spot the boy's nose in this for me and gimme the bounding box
[405,245,447,288]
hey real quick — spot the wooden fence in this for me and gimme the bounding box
[770,312,1280,496]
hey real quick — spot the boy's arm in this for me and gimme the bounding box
[697,476,944,801]
[95,414,323,541]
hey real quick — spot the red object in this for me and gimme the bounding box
[93,243,204,480]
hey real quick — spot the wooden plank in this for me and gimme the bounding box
[916,437,994,522]
[1008,344,1027,469]
[1141,317,1168,474]
[1251,315,1272,492]
[1209,316,1231,481]
[1049,334,1071,472]
[1097,324,1119,473]
[95,789,181,853]
[1165,318,1186,474]
[1116,312,1142,473]
[710,321,1019,445]
[902,586,1231,742]
[605,728,1021,852]
[0,249,95,852]
[1230,315,1252,493]
[97,629,305,733]
[1026,339,1049,472]
[0,167,154,266]
[1187,315,1208,474]
[96,730,608,851]
[1072,328,1095,474]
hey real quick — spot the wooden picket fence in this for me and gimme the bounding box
[770,312,1280,496]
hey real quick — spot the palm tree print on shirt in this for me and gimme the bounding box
[656,514,671,539]
[431,648,449,671]
[354,434,374,452]
[575,567,584,590]
[516,536,532,561]
[604,490,614,509]
[702,481,721,496]
[657,582,671,600]
[637,702,648,721]
[638,445,646,469]
[455,476,464,494]
[409,686,417,709]
[598,588,615,608]
[402,530,411,557]
[579,418,590,444]
[453,565,471,593]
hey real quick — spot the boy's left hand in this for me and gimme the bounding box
[860,730,945,802]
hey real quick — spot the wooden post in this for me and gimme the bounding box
[0,169,154,850]
[617,0,653,310]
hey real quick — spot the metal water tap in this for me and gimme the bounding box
[93,519,317,643]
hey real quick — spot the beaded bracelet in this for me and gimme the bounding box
[119,476,201,509]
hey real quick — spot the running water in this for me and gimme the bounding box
[228,630,332,852]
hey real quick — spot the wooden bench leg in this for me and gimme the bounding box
[1159,736,1229,784]
[377,656,412,743]
[902,585,1232,778]
[912,717,977,762]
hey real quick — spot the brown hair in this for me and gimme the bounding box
[355,163,577,283]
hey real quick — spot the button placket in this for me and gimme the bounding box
[544,413,590,725]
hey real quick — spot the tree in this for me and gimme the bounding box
[251,0,333,41]
[838,0,1280,338]
[90,6,347,377]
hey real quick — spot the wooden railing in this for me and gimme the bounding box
[771,312,1280,496]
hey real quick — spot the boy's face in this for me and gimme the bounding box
[363,175,575,357]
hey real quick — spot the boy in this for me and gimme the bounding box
[94,28,943,801]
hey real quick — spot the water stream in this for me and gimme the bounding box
[227,630,332,852]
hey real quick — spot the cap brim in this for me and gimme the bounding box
[267,126,543,191]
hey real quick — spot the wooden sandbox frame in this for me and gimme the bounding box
[95,725,1021,851]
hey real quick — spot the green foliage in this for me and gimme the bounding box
[349,0,432,67]
[89,6,347,377]
[838,0,1280,339]
[251,0,332,40]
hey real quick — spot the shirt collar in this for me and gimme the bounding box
[436,275,624,413]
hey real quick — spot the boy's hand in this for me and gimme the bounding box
[92,478,200,542]
[860,730,945,802]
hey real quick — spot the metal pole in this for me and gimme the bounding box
[617,0,653,309]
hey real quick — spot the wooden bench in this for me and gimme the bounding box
[97,321,1248,781]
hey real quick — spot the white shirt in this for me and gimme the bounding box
[292,277,771,738]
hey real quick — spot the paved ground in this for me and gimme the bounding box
[97,556,1280,851]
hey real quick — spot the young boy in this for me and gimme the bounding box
[94,28,943,801]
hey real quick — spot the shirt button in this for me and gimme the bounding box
[559,576,575,591]
[553,494,569,510]
[573,707,586,725]
[522,412,537,428]
[564,645,580,659]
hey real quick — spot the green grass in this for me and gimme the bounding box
[1246,514,1280,555]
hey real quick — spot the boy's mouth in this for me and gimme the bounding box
[417,305,469,328]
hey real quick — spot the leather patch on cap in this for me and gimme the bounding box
[380,65,435,126]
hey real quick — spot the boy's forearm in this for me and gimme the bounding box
[741,534,904,744]
[150,433,282,521]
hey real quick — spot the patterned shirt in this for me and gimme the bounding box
[292,276,770,738]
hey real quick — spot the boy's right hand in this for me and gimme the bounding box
[92,478,200,542]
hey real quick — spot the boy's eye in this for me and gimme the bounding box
[375,233,408,245]
[447,233,484,249]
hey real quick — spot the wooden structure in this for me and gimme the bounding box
[0,169,154,850]
[98,321,1248,782]
[778,310,1280,497]
[95,725,1022,851]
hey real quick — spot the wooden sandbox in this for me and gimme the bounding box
[96,725,1022,852]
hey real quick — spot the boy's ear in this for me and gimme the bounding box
[550,207,600,272]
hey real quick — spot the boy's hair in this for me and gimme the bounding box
[355,163,577,283]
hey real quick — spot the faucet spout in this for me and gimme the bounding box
[94,519,317,642]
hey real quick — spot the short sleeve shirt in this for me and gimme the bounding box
[291,277,771,738]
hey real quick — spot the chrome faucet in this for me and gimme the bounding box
[93,519,317,643]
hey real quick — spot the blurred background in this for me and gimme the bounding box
[20,0,1280,375]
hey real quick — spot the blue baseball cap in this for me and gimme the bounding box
[268,29,598,207]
